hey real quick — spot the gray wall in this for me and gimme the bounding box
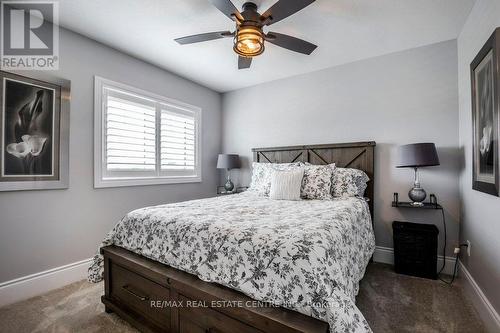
[457,0,500,314]
[222,40,460,256]
[0,28,222,283]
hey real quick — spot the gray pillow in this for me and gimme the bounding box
[331,168,370,197]
[300,164,333,200]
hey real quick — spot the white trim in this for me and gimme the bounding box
[372,246,395,264]
[0,258,92,307]
[458,261,500,333]
[93,76,202,188]
[373,246,457,276]
[95,175,202,188]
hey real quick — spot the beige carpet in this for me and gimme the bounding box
[356,264,484,333]
[0,263,484,333]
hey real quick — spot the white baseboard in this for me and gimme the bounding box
[373,246,457,276]
[458,261,500,333]
[0,258,92,308]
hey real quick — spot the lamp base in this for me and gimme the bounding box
[224,179,234,192]
[408,186,426,206]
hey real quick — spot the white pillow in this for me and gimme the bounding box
[248,162,303,196]
[269,169,304,201]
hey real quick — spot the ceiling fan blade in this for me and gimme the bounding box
[208,0,243,21]
[261,0,315,26]
[238,56,252,69]
[175,31,233,45]
[266,32,317,55]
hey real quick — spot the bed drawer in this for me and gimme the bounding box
[178,296,263,333]
[102,245,330,333]
[109,262,171,330]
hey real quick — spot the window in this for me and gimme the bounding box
[94,77,201,188]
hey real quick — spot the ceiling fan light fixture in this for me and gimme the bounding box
[233,25,264,57]
[176,0,318,69]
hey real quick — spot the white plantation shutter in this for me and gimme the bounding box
[160,109,196,173]
[104,90,157,173]
[95,77,201,188]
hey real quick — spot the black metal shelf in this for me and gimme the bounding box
[392,201,442,210]
[217,186,248,195]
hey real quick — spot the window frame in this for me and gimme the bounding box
[94,76,202,188]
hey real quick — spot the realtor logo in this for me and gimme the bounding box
[1,0,59,70]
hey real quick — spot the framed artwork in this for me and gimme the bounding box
[471,28,500,196]
[0,71,70,191]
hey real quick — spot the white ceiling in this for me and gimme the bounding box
[57,0,475,92]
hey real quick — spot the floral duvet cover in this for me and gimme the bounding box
[89,192,375,333]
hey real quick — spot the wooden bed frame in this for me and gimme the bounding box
[252,142,376,217]
[101,141,376,333]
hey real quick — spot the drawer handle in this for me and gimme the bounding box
[206,328,220,333]
[122,285,148,301]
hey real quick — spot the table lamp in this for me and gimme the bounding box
[396,143,440,206]
[217,154,241,192]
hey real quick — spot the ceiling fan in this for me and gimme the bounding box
[175,0,317,69]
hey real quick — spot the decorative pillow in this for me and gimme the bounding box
[248,162,303,196]
[300,164,333,200]
[248,163,272,195]
[331,168,370,197]
[269,169,304,201]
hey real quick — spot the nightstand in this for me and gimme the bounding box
[217,186,248,195]
[392,221,438,279]
[392,196,444,280]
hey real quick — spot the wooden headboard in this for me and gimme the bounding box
[252,141,376,216]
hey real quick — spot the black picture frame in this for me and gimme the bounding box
[471,28,500,196]
[0,70,70,191]
[1,72,60,180]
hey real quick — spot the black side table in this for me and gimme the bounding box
[217,186,248,195]
[393,221,438,279]
[391,199,444,280]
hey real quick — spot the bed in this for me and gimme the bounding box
[89,142,376,333]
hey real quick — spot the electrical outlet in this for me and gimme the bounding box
[467,240,471,256]
[454,247,460,254]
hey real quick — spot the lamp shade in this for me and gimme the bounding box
[217,154,241,170]
[396,143,440,168]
